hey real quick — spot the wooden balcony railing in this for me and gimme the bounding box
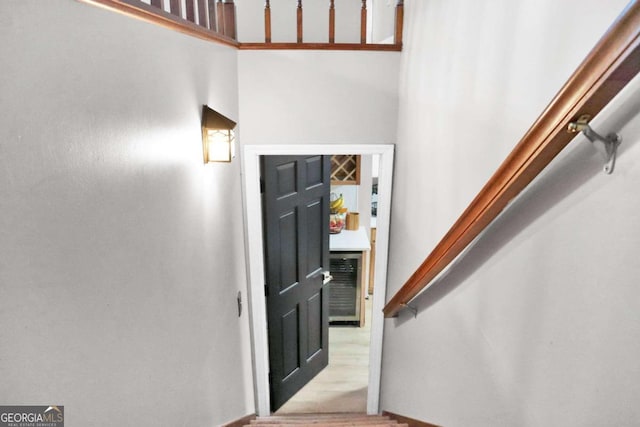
[79,0,403,51]
[78,0,238,47]
[241,0,403,51]
[383,0,640,318]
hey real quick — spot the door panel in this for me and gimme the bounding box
[278,210,298,292]
[306,200,323,274]
[262,155,330,412]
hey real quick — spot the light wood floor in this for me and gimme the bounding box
[275,298,373,414]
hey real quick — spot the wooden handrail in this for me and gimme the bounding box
[238,42,401,51]
[77,0,238,47]
[383,1,640,318]
[81,0,403,51]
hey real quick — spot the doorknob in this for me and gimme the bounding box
[322,271,333,284]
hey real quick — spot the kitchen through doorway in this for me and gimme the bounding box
[242,144,394,416]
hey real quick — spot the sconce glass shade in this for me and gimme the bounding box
[202,105,237,163]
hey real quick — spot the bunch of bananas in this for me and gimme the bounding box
[330,193,344,213]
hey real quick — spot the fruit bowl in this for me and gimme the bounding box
[329,212,346,234]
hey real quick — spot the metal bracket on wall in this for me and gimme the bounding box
[402,302,418,319]
[568,114,621,174]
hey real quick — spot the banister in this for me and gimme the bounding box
[80,0,404,50]
[78,0,238,47]
[383,1,640,318]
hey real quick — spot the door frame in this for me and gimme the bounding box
[241,144,395,416]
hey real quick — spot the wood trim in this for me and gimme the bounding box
[382,411,442,427]
[239,42,401,51]
[360,0,367,44]
[394,0,404,45]
[216,0,224,37]
[79,0,401,50]
[197,0,207,27]
[383,1,640,318]
[168,0,181,16]
[185,0,195,22]
[330,154,361,185]
[329,0,335,44]
[207,0,216,31]
[264,0,271,43]
[77,0,238,47]
[297,0,303,43]
[222,0,236,39]
[220,413,256,427]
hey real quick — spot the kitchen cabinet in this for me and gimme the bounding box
[330,155,361,185]
[329,227,370,326]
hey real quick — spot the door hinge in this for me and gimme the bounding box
[264,284,269,297]
[260,178,265,193]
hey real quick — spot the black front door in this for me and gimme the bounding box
[261,155,331,412]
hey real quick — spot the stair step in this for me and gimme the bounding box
[248,414,407,427]
[256,413,382,418]
[251,424,404,427]
[253,417,392,424]
[250,424,404,427]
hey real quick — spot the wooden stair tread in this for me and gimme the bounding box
[253,417,392,422]
[248,413,406,427]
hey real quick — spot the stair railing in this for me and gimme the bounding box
[78,0,238,46]
[383,0,640,318]
[242,0,403,51]
[78,0,403,51]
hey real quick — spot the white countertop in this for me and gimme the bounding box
[330,226,370,251]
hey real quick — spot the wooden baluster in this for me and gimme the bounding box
[197,0,207,27]
[360,0,367,44]
[186,0,196,22]
[297,0,303,43]
[216,0,224,34]
[222,0,236,39]
[328,0,335,43]
[169,0,182,17]
[265,0,272,43]
[207,0,217,31]
[150,0,163,9]
[394,0,404,45]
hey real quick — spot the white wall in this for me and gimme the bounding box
[237,50,399,144]
[371,0,396,43]
[0,1,253,426]
[381,0,640,426]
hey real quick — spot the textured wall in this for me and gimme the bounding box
[0,1,253,425]
[381,0,640,426]
[237,50,399,145]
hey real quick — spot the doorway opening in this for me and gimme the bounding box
[241,144,394,416]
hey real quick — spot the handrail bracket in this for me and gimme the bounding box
[402,303,418,319]
[568,114,622,174]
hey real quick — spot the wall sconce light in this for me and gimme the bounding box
[201,105,237,163]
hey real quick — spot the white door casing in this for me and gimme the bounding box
[241,144,395,416]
